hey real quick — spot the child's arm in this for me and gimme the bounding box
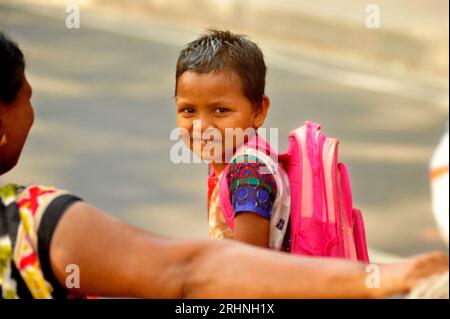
[234,212,270,247]
[227,156,277,248]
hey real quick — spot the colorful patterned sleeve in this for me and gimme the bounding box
[0,184,81,299]
[226,154,278,220]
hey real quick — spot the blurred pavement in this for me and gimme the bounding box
[74,0,450,81]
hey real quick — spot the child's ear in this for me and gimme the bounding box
[254,95,270,129]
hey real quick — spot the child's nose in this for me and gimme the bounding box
[198,115,214,132]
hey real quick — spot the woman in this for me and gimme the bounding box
[0,31,448,299]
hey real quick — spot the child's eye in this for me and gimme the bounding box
[180,107,194,114]
[215,107,230,114]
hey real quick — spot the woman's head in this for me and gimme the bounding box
[0,31,34,175]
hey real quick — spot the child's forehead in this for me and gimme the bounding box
[177,69,243,94]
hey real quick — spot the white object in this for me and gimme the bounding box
[430,125,449,246]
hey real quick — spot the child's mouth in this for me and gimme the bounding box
[191,138,223,147]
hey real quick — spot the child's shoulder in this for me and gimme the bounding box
[230,136,278,175]
[226,154,277,195]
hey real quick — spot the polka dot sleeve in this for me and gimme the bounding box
[226,155,277,221]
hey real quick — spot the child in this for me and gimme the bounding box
[175,29,290,249]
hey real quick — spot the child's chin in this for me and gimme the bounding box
[194,152,224,163]
[202,155,222,163]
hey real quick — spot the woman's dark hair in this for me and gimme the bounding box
[175,29,266,107]
[0,31,25,104]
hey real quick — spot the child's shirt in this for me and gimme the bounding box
[227,154,277,221]
[207,136,291,250]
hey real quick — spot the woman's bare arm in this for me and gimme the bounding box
[49,202,449,299]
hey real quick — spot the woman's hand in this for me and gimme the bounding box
[401,251,449,292]
[379,251,449,298]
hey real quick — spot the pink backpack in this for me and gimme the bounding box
[217,121,370,262]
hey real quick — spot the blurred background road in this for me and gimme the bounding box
[0,0,448,260]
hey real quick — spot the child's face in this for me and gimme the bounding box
[176,70,268,164]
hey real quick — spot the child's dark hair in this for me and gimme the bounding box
[0,31,25,104]
[175,29,266,107]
